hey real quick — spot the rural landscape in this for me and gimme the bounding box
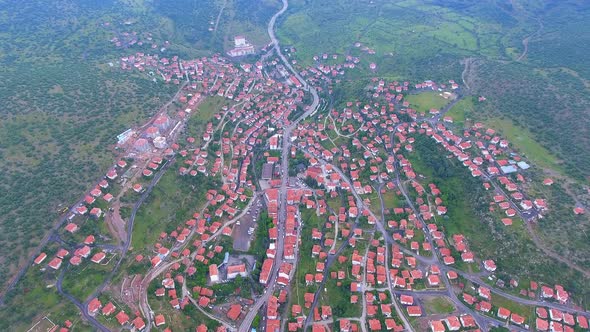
[0,0,589,331]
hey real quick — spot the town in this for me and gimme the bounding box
[11,1,590,332]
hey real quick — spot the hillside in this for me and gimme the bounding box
[0,0,277,296]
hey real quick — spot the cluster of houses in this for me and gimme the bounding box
[461,284,527,326]
[535,306,589,331]
[87,297,155,331]
[33,160,133,271]
[33,32,590,331]
[428,314,479,332]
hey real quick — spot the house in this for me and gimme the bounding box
[209,264,219,283]
[536,318,549,331]
[227,304,242,321]
[459,314,476,328]
[445,316,461,331]
[76,245,91,258]
[259,258,274,285]
[88,298,102,315]
[70,256,82,266]
[483,259,496,272]
[511,313,525,325]
[497,307,511,319]
[84,235,95,245]
[48,257,62,270]
[56,249,69,259]
[132,317,146,331]
[368,319,382,331]
[102,302,116,316]
[407,306,422,317]
[478,286,491,300]
[400,295,414,305]
[429,320,446,332]
[91,252,106,264]
[115,311,129,325]
[154,314,166,326]
[65,223,79,233]
[427,274,440,287]
[34,252,47,265]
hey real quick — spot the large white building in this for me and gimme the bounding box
[228,35,255,57]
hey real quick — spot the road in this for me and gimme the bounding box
[299,117,534,331]
[238,0,320,331]
[2,75,190,304]
[137,192,261,332]
[302,213,361,331]
[55,158,173,331]
[56,268,110,332]
[1,179,102,304]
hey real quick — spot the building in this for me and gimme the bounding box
[209,264,219,283]
[153,136,167,149]
[228,35,255,57]
[259,258,274,285]
[227,263,248,279]
[153,114,171,131]
[117,129,134,144]
[134,138,150,152]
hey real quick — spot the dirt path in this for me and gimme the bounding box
[105,201,128,244]
[516,18,543,62]
[460,57,475,92]
[213,0,227,33]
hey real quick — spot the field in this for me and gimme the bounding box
[1,0,590,329]
[405,91,450,114]
[446,96,475,124]
[278,0,590,182]
[491,293,534,320]
[0,0,280,300]
[484,117,564,175]
[278,0,532,81]
[423,296,455,315]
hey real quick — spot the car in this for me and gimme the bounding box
[236,221,240,225]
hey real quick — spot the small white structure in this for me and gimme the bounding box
[153,136,167,149]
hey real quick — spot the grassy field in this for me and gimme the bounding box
[381,190,402,210]
[446,96,475,124]
[131,161,216,251]
[491,293,534,321]
[289,208,325,316]
[405,91,450,114]
[61,261,114,301]
[484,117,564,174]
[423,296,455,315]
[186,96,230,144]
[277,0,533,81]
[0,263,95,331]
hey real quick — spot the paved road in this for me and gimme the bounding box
[137,192,260,332]
[55,158,173,331]
[313,158,416,332]
[56,268,111,332]
[238,0,320,331]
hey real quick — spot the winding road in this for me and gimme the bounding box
[238,0,320,331]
